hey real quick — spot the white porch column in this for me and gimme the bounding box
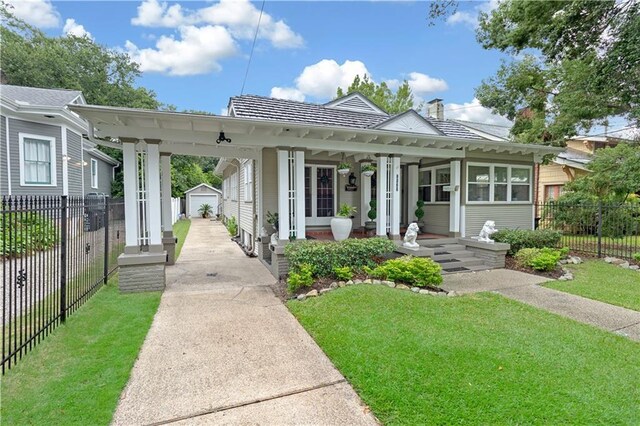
[294,149,306,239]
[376,155,388,236]
[449,160,462,235]
[145,140,163,251]
[360,161,372,226]
[390,155,401,238]
[160,153,173,233]
[277,149,290,241]
[407,163,419,223]
[121,139,139,252]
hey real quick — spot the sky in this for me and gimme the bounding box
[6,0,635,137]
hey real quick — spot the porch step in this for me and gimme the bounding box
[441,264,493,274]
[434,257,485,269]
[431,250,471,261]
[419,238,459,246]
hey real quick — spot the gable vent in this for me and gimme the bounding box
[326,94,387,115]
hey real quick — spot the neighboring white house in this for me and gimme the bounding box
[70,92,561,290]
[0,84,119,197]
[185,183,221,218]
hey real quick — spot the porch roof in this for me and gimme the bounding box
[69,104,563,162]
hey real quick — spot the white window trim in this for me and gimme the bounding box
[18,133,57,187]
[230,171,238,201]
[466,162,533,204]
[243,160,253,202]
[418,165,451,204]
[305,164,337,226]
[90,158,99,189]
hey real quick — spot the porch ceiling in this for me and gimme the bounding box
[69,104,563,161]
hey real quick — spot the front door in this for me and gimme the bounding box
[305,165,336,226]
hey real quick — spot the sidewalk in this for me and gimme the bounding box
[442,269,640,341]
[112,219,377,425]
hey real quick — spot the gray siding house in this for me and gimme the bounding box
[0,84,118,197]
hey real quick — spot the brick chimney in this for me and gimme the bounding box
[427,98,444,120]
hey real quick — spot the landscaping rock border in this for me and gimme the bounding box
[296,279,453,301]
[604,257,640,272]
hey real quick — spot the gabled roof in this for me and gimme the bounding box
[323,92,387,115]
[451,119,511,141]
[374,110,441,135]
[0,84,84,107]
[229,94,483,140]
[184,183,222,195]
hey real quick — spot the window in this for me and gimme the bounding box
[466,163,532,203]
[243,161,253,202]
[545,184,564,201]
[418,166,451,203]
[304,165,336,225]
[19,133,56,186]
[90,159,98,189]
[230,172,238,201]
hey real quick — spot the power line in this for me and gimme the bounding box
[240,0,265,95]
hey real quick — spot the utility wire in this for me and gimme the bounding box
[240,0,265,95]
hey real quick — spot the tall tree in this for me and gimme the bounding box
[475,0,640,144]
[336,75,415,114]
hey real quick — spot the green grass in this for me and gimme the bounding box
[173,219,191,260]
[288,286,640,425]
[546,260,640,311]
[1,279,161,425]
[561,234,639,258]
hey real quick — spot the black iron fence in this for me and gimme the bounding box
[1,195,125,373]
[536,200,640,259]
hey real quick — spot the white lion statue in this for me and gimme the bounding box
[402,222,420,250]
[474,220,498,243]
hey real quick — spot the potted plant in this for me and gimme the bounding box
[361,164,376,177]
[266,211,279,234]
[338,162,351,176]
[365,199,376,231]
[198,203,213,218]
[415,200,426,233]
[331,203,357,241]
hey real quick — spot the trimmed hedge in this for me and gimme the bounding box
[366,256,443,287]
[285,237,396,278]
[515,247,569,271]
[493,229,562,255]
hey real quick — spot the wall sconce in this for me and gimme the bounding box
[216,131,232,144]
[348,172,356,186]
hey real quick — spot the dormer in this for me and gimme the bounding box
[324,92,388,115]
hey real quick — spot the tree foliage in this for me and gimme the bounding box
[474,0,640,144]
[336,75,414,114]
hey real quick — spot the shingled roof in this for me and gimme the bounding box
[1,84,83,108]
[229,94,484,140]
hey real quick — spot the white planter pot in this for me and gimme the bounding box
[362,170,374,177]
[338,168,350,176]
[331,217,352,241]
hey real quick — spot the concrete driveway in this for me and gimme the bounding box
[112,219,377,425]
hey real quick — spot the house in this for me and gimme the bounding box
[69,92,560,290]
[0,84,119,197]
[185,183,222,218]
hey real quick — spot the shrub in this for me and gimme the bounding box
[0,212,58,257]
[633,253,640,263]
[415,200,425,222]
[493,229,562,255]
[337,203,357,217]
[333,266,353,281]
[226,216,238,236]
[368,200,377,221]
[287,264,314,293]
[285,237,396,278]
[367,256,442,287]
[515,247,568,272]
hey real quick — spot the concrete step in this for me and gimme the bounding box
[435,257,485,269]
[441,264,494,275]
[419,238,459,246]
[431,250,471,261]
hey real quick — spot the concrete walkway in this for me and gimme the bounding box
[442,269,640,341]
[112,219,377,425]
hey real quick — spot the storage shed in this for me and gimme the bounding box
[185,183,222,218]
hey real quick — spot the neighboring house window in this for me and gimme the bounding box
[90,159,98,189]
[418,166,451,203]
[545,184,564,201]
[230,172,238,201]
[19,133,56,186]
[243,161,253,202]
[467,163,532,203]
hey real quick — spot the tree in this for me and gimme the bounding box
[336,75,414,114]
[474,0,640,144]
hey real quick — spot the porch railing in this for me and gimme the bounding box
[1,195,125,373]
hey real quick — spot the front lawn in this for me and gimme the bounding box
[546,260,640,311]
[289,286,640,425]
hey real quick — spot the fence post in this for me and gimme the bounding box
[60,196,68,323]
[104,196,110,285]
[597,199,603,258]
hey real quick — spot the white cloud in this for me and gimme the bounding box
[131,0,303,48]
[63,19,92,39]
[446,0,499,29]
[406,72,448,94]
[295,59,370,99]
[125,25,237,76]
[444,98,512,126]
[5,0,60,28]
[270,87,306,102]
[220,107,229,116]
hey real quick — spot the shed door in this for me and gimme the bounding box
[189,194,219,217]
